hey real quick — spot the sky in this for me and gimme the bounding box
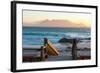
[23,10,91,28]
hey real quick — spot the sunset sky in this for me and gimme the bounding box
[23,10,91,28]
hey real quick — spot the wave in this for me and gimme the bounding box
[23,32,64,37]
[23,31,90,39]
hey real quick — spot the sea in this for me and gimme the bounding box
[22,27,90,46]
[22,27,91,61]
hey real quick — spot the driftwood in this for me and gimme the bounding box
[59,38,79,60]
[40,46,48,61]
[44,38,59,56]
[23,38,80,62]
[71,39,77,60]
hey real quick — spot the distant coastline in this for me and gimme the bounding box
[23,26,90,29]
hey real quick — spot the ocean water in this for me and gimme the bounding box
[22,27,91,47]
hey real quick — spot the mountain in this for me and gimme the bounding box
[24,19,86,28]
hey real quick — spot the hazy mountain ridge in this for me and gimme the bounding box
[23,19,86,28]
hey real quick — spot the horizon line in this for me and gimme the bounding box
[22,26,90,29]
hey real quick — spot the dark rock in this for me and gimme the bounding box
[58,38,80,44]
[58,38,73,43]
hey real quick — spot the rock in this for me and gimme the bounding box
[58,38,80,44]
[58,38,73,43]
